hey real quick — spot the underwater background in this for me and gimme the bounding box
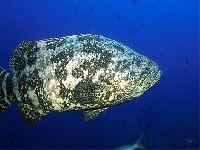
[0,0,199,149]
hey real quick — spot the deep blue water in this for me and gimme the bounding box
[0,0,199,149]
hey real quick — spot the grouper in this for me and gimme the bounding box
[0,34,162,125]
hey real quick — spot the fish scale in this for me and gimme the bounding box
[0,34,162,124]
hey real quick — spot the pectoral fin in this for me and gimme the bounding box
[83,107,108,121]
[18,103,49,125]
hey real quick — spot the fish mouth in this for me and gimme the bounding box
[151,68,163,84]
[148,60,163,82]
[142,66,163,91]
[155,69,163,80]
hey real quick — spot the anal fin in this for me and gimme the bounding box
[83,107,108,121]
[18,103,49,125]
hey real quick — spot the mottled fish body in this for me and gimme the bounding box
[0,34,162,124]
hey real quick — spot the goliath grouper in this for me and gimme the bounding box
[0,34,162,125]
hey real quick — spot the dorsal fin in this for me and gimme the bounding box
[9,35,71,72]
[9,40,39,72]
[36,36,70,51]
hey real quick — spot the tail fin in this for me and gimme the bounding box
[132,121,151,149]
[133,133,145,149]
[0,67,16,115]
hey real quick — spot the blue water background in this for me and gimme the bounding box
[0,0,199,149]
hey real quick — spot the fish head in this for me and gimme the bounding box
[95,48,163,106]
[75,48,163,109]
[127,55,163,97]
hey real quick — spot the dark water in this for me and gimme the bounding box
[0,0,199,149]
